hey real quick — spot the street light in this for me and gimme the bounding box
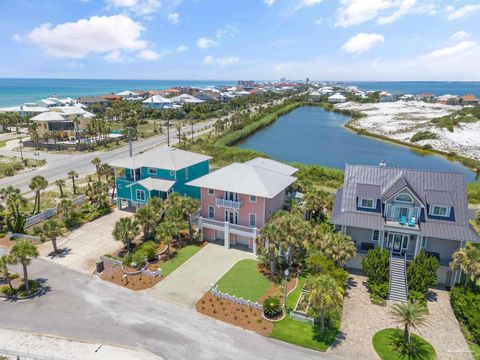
[19,139,24,162]
[283,247,291,309]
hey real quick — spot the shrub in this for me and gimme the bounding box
[422,144,433,150]
[0,285,16,296]
[17,280,39,296]
[450,286,480,344]
[408,290,426,305]
[263,296,282,318]
[64,212,81,229]
[410,131,438,143]
[361,247,390,285]
[407,251,438,295]
[369,282,389,303]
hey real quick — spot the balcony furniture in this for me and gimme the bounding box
[399,216,407,226]
[408,217,416,227]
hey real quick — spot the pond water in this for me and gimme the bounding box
[237,106,476,181]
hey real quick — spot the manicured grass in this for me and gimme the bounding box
[372,328,436,360]
[216,259,272,302]
[0,140,6,148]
[469,342,480,360]
[271,316,337,352]
[287,276,306,310]
[160,245,202,276]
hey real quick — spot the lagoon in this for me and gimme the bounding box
[237,106,476,181]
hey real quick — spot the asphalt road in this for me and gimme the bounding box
[0,260,338,360]
[0,120,214,193]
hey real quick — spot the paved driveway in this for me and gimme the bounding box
[38,209,131,274]
[143,243,253,308]
[330,274,472,360]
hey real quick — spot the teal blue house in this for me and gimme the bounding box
[109,147,211,209]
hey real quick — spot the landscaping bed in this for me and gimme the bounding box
[0,277,42,299]
[372,328,436,360]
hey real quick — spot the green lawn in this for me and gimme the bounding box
[287,276,306,310]
[372,328,436,360]
[161,245,202,276]
[216,259,272,302]
[469,342,480,360]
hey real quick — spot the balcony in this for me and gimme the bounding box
[215,198,243,209]
[384,217,420,231]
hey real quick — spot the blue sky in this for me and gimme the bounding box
[0,0,479,80]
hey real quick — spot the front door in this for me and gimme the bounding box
[393,234,402,252]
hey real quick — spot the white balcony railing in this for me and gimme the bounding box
[215,198,243,209]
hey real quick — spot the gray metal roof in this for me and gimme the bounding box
[331,164,479,242]
[357,183,381,198]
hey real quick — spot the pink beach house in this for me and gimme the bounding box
[186,158,297,253]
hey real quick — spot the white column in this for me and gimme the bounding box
[341,225,347,235]
[379,230,384,249]
[414,235,421,257]
[252,228,258,256]
[224,221,230,248]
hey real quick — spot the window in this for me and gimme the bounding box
[225,210,238,224]
[421,237,427,250]
[249,213,256,227]
[430,205,449,217]
[372,230,380,242]
[208,188,215,196]
[208,206,215,219]
[358,197,376,209]
[136,190,146,201]
[395,193,413,203]
[249,195,257,203]
[147,168,157,175]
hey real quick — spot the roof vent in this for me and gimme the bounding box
[379,160,386,167]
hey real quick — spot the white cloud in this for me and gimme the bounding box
[203,55,239,66]
[447,3,480,20]
[12,33,22,42]
[451,31,470,42]
[176,44,188,52]
[104,50,124,63]
[342,33,384,54]
[265,0,275,6]
[167,12,179,24]
[215,25,239,39]
[137,49,162,60]
[197,37,219,49]
[377,0,416,24]
[336,0,391,27]
[423,40,476,59]
[105,0,161,15]
[27,15,147,58]
[295,0,323,10]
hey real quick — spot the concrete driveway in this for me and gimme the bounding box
[330,274,472,360]
[143,243,252,308]
[38,209,131,274]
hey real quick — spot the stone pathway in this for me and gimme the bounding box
[143,243,252,308]
[329,274,472,360]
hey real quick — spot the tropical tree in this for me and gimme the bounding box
[39,220,63,254]
[112,217,139,250]
[86,180,109,207]
[68,170,79,195]
[3,190,27,233]
[57,199,74,221]
[91,157,102,180]
[135,205,157,241]
[29,175,48,214]
[0,255,13,291]
[156,221,179,257]
[306,274,344,333]
[450,243,480,288]
[390,302,428,344]
[98,163,116,200]
[55,179,66,198]
[257,221,281,276]
[8,239,39,292]
[304,188,332,221]
[319,232,356,268]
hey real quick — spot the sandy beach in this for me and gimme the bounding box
[336,101,480,161]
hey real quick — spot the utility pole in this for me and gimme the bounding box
[19,138,24,162]
[127,126,133,157]
[165,120,171,146]
[190,119,194,141]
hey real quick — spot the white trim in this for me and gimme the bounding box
[249,195,257,203]
[249,213,257,227]
[384,186,424,206]
[372,229,380,242]
[429,204,451,217]
[358,197,376,209]
[208,188,215,196]
[136,189,146,202]
[394,193,413,203]
[208,205,215,219]
[147,168,157,175]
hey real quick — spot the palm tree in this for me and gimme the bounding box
[91,157,102,180]
[0,255,13,291]
[40,220,63,254]
[135,205,157,241]
[306,274,344,333]
[112,217,139,251]
[450,243,480,288]
[68,170,79,195]
[8,239,39,292]
[98,163,115,200]
[156,221,179,257]
[55,179,66,198]
[3,191,27,233]
[304,188,332,221]
[258,222,281,276]
[29,175,48,214]
[390,302,428,344]
[320,232,356,268]
[175,123,182,143]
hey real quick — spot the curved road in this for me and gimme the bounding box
[0,260,338,360]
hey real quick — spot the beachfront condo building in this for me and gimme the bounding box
[187,158,297,253]
[109,147,211,209]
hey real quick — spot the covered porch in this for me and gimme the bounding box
[118,178,175,209]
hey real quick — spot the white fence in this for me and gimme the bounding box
[25,195,87,228]
[8,232,42,244]
[0,347,68,360]
[289,310,315,325]
[210,285,263,310]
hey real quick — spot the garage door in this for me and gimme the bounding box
[236,235,250,246]
[215,230,225,241]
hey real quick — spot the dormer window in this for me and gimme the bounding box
[430,205,450,217]
[395,193,413,203]
[358,197,376,209]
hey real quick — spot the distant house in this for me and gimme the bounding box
[78,96,111,107]
[109,147,211,209]
[437,94,460,106]
[191,91,216,102]
[115,90,143,101]
[18,104,49,117]
[309,90,323,102]
[34,98,64,108]
[328,93,347,103]
[187,158,297,252]
[170,94,205,105]
[399,94,415,101]
[142,95,173,109]
[461,94,479,106]
[415,93,435,102]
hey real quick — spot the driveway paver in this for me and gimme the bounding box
[329,274,472,360]
[143,243,252,308]
[38,209,131,274]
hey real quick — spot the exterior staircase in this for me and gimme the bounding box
[388,254,408,302]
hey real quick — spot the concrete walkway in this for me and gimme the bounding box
[143,243,252,308]
[38,209,131,274]
[330,274,472,360]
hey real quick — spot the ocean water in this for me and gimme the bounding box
[0,78,235,107]
[350,81,480,98]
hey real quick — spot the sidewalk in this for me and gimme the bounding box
[0,328,161,360]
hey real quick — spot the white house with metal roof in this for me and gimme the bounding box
[186,158,297,252]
